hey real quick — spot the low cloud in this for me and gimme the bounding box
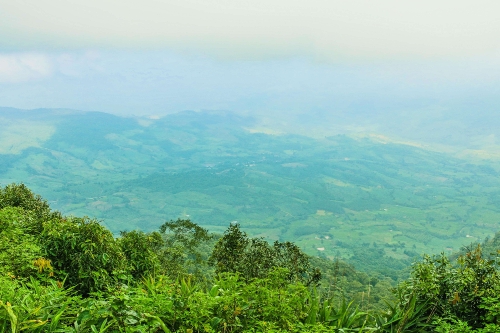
[1,0,499,61]
[0,51,102,83]
[0,53,53,83]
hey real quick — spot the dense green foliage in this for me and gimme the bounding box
[2,184,500,332]
[209,224,321,285]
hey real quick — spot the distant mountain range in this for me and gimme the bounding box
[246,104,500,158]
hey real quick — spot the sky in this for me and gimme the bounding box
[0,0,499,117]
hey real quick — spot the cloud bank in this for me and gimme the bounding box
[1,0,499,60]
[0,53,53,83]
[0,51,102,83]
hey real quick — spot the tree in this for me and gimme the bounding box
[399,244,500,330]
[209,223,249,275]
[209,224,321,285]
[41,216,127,295]
[159,219,214,279]
[118,230,164,279]
[0,207,45,279]
[0,183,60,235]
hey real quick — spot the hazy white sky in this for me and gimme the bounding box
[2,0,500,59]
[0,0,499,115]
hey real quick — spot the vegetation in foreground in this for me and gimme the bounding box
[1,183,500,332]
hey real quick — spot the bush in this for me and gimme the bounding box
[41,217,127,295]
